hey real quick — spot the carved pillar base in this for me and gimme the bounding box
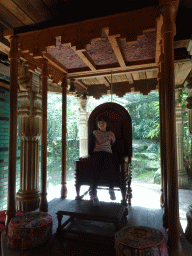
[16,189,40,212]
[185,205,192,244]
[61,182,67,199]
[40,192,48,212]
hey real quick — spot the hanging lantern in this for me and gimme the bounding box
[69,78,76,95]
[81,89,88,100]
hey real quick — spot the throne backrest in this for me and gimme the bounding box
[88,102,132,159]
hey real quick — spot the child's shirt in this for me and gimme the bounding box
[93,130,116,154]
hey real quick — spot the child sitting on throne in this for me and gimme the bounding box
[88,114,117,206]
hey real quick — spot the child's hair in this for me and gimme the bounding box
[96,114,110,131]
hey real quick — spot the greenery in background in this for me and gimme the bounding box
[44,85,192,190]
[46,91,161,187]
[47,89,192,187]
[180,87,192,180]
[47,94,79,187]
[87,92,161,183]
[123,92,160,182]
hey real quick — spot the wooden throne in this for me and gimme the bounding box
[75,102,132,205]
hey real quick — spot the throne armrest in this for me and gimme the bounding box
[75,156,91,172]
[79,155,91,160]
[124,156,131,164]
[121,158,132,177]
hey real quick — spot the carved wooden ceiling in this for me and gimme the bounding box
[0,0,192,98]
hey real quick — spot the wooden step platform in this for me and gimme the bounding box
[56,200,127,243]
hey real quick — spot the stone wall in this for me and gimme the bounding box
[0,81,20,210]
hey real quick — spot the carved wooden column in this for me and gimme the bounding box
[61,75,67,199]
[157,39,169,229]
[39,58,48,212]
[78,98,88,157]
[5,35,19,231]
[160,1,182,252]
[175,88,189,189]
[16,65,42,212]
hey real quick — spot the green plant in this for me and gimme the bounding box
[179,87,192,179]
[153,169,161,184]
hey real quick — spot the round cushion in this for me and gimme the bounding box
[115,226,168,256]
[7,211,53,250]
[0,210,22,224]
[0,223,4,232]
[0,223,5,245]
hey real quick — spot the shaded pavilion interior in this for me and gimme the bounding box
[1,0,192,255]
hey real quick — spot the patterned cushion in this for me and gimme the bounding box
[0,223,4,232]
[7,211,53,250]
[0,210,23,224]
[115,226,168,256]
[0,223,5,242]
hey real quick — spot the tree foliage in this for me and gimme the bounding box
[87,92,160,181]
[123,92,160,140]
[47,94,79,183]
[46,88,192,185]
[179,87,192,178]
[47,91,161,185]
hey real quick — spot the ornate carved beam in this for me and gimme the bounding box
[0,24,10,55]
[75,79,87,89]
[125,73,134,85]
[74,48,110,87]
[174,60,192,88]
[98,76,110,87]
[104,28,126,68]
[68,64,158,80]
[43,52,68,74]
[75,49,96,71]
[4,6,159,52]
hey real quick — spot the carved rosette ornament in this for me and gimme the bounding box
[16,65,42,212]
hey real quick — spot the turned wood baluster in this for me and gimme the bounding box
[61,75,67,199]
[5,35,19,231]
[39,58,48,212]
[57,213,63,232]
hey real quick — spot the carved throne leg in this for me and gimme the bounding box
[75,182,81,200]
[120,184,128,217]
[120,172,127,206]
[121,185,126,205]
[128,178,132,206]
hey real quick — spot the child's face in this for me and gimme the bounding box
[98,121,107,131]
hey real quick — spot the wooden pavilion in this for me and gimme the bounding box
[1,0,192,255]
